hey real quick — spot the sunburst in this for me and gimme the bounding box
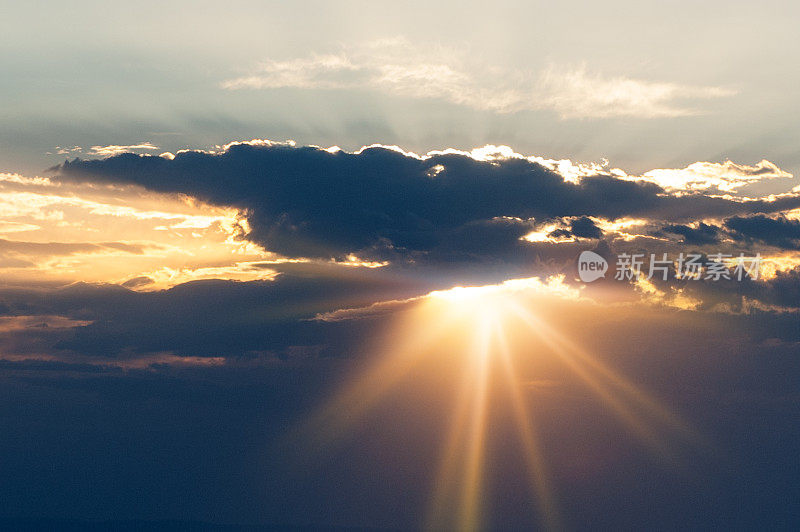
[293,277,700,531]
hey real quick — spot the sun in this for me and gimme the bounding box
[292,276,699,531]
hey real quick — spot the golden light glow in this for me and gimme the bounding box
[294,277,700,531]
[0,172,391,289]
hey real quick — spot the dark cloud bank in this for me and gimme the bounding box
[56,143,800,261]
[13,141,800,363]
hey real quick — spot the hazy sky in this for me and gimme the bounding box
[3,0,800,179]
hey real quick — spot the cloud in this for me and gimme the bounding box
[533,65,734,119]
[49,146,82,156]
[565,216,603,239]
[0,168,798,368]
[0,221,40,233]
[54,142,800,264]
[626,159,793,194]
[725,214,800,250]
[221,40,733,119]
[0,171,262,286]
[0,237,152,258]
[314,275,582,322]
[86,142,159,158]
[1,258,799,369]
[658,222,721,245]
[0,265,433,361]
[120,276,154,289]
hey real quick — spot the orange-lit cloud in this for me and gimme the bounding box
[0,172,266,286]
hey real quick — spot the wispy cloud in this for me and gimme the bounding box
[50,143,162,158]
[222,39,734,119]
[87,142,159,157]
[618,159,793,194]
[532,65,734,119]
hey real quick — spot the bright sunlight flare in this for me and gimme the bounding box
[293,277,701,531]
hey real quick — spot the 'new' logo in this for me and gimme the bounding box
[577,251,608,282]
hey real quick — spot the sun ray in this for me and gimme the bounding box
[425,356,477,530]
[457,315,493,532]
[293,303,468,452]
[494,319,563,531]
[508,301,699,459]
[289,277,703,530]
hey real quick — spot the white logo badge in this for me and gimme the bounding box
[578,251,608,282]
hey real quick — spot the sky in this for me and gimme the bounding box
[3,0,800,179]
[1,1,800,530]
